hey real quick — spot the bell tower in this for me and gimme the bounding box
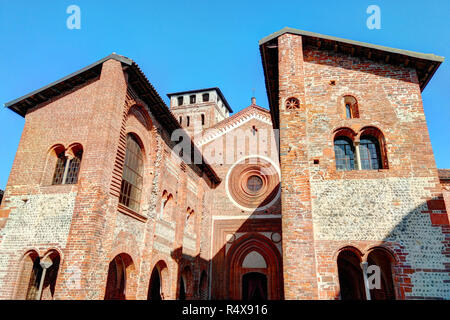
[168,88,233,137]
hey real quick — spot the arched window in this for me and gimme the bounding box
[16,250,61,300]
[343,96,359,119]
[147,261,168,300]
[187,116,190,127]
[359,136,382,170]
[52,152,67,185]
[337,249,366,300]
[201,114,205,126]
[345,104,352,119]
[179,116,182,125]
[367,249,395,300]
[185,208,195,234]
[39,251,61,300]
[160,191,173,219]
[334,137,355,171]
[119,134,144,212]
[52,145,83,185]
[104,253,134,300]
[148,267,162,300]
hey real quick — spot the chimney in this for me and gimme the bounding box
[251,97,256,105]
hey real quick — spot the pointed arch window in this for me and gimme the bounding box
[119,134,144,212]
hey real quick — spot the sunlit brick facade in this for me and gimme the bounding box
[0,28,448,300]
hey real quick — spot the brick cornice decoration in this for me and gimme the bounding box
[196,105,272,147]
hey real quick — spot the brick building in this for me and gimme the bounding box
[0,28,448,300]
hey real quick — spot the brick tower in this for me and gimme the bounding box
[260,28,449,300]
[168,88,233,137]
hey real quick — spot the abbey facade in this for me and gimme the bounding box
[0,28,448,300]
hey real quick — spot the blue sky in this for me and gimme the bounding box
[0,0,448,189]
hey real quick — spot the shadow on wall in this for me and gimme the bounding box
[335,199,449,300]
[142,183,283,301]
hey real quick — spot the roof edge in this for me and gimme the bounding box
[4,53,133,110]
[259,27,445,63]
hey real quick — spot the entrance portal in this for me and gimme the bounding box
[242,272,267,301]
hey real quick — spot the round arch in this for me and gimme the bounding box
[147,260,169,300]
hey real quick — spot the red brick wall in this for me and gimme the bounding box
[276,33,449,300]
[277,33,319,300]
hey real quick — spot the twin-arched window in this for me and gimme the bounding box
[334,128,386,171]
[52,145,83,185]
[119,134,144,212]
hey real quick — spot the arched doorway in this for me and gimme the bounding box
[226,233,283,300]
[367,248,396,300]
[337,249,366,300]
[242,272,267,301]
[104,253,134,300]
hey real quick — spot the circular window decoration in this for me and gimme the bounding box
[247,175,263,192]
[271,232,282,244]
[285,97,300,110]
[225,156,281,211]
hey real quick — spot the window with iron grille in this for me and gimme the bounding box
[359,136,382,170]
[334,137,356,171]
[119,134,144,212]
